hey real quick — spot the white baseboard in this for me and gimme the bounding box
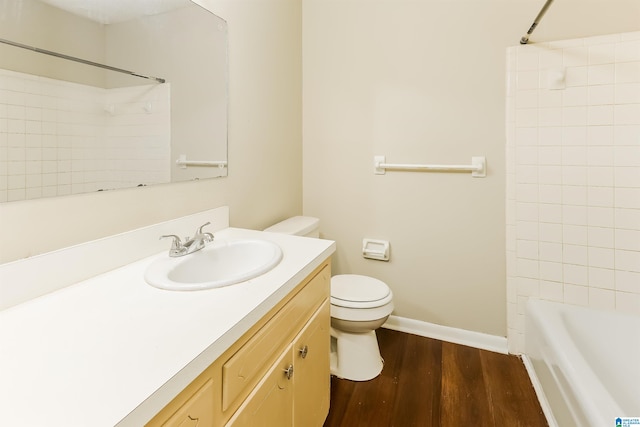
[521,355,558,427]
[382,315,509,355]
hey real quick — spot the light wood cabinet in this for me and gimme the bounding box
[146,260,331,427]
[160,379,215,427]
[292,302,330,427]
[226,301,330,427]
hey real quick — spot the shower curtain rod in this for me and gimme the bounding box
[0,37,166,83]
[520,0,554,44]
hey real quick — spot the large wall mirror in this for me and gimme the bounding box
[0,0,228,202]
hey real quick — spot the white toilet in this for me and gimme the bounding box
[265,216,394,381]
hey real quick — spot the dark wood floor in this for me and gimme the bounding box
[324,328,548,427]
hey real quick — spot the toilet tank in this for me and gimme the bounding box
[264,216,320,238]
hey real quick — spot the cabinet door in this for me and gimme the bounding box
[225,345,294,427]
[160,379,215,427]
[293,301,330,427]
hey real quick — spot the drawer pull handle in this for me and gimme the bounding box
[299,345,309,359]
[283,364,294,380]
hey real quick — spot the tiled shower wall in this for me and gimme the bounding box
[0,69,170,202]
[506,31,640,353]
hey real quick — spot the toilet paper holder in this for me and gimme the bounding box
[362,239,390,261]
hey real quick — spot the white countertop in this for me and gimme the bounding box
[0,227,335,427]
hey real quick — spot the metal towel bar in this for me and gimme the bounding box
[176,155,227,169]
[374,156,486,178]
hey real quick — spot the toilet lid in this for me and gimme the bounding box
[331,274,391,308]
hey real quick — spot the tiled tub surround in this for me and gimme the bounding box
[0,207,336,426]
[506,31,640,353]
[0,69,171,202]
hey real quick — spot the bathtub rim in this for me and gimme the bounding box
[525,298,637,427]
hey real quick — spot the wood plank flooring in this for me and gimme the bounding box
[324,328,548,427]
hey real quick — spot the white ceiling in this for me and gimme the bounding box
[39,0,190,24]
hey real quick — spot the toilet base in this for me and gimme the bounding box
[330,328,383,381]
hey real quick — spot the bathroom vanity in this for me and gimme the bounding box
[0,208,335,426]
[147,261,331,427]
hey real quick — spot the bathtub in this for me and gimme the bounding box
[525,299,640,427]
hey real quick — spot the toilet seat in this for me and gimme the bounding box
[331,274,393,309]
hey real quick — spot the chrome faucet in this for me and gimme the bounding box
[160,222,214,257]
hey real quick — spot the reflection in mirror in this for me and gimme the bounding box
[0,0,228,202]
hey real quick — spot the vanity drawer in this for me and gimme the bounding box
[158,379,215,427]
[221,264,329,411]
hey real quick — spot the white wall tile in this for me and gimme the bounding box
[615,249,640,272]
[516,277,540,297]
[517,90,538,108]
[539,146,562,165]
[615,292,640,314]
[516,183,538,202]
[614,125,639,146]
[539,241,563,262]
[516,165,538,184]
[562,127,587,146]
[589,64,616,85]
[563,185,588,205]
[563,224,589,245]
[516,127,538,146]
[508,32,640,349]
[614,83,640,104]
[562,106,588,126]
[615,188,640,208]
[562,205,587,225]
[539,90,563,108]
[562,146,587,165]
[615,61,640,84]
[615,229,640,251]
[517,239,539,259]
[588,105,615,125]
[540,280,564,301]
[564,47,589,67]
[539,127,562,145]
[588,226,615,248]
[516,202,539,221]
[588,206,615,227]
[563,87,588,106]
[615,270,640,292]
[589,246,615,269]
[614,146,640,167]
[540,222,563,243]
[588,126,614,145]
[614,104,640,125]
[589,44,616,65]
[588,186,614,207]
[564,283,589,304]
[517,258,539,278]
[539,184,562,204]
[588,287,616,310]
[516,220,539,240]
[563,244,588,265]
[540,107,563,127]
[589,85,615,105]
[615,40,640,62]
[540,261,563,282]
[588,166,614,186]
[615,208,640,230]
[539,203,562,223]
[562,166,587,185]
[517,71,540,89]
[588,266,615,289]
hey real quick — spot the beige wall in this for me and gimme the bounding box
[0,0,106,87]
[302,0,640,336]
[0,0,302,263]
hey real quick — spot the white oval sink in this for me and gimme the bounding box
[145,239,283,291]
